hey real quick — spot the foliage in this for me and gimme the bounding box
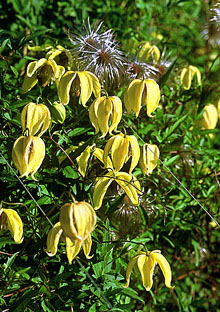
[0,0,220,311]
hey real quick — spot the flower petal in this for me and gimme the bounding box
[93,174,114,209]
[151,250,174,289]
[66,236,82,264]
[21,73,38,93]
[144,79,160,117]
[82,234,93,259]
[58,71,77,105]
[3,209,23,243]
[27,59,47,77]
[137,254,156,291]
[109,96,122,135]
[97,97,112,137]
[128,135,140,174]
[45,222,63,256]
[124,79,145,117]
[123,255,140,288]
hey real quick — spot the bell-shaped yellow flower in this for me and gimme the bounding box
[58,70,101,106]
[12,135,45,179]
[21,58,64,93]
[198,104,218,130]
[138,42,161,63]
[0,208,23,243]
[21,102,51,137]
[46,45,73,69]
[93,171,141,209]
[124,250,173,291]
[45,201,96,264]
[180,65,201,90]
[139,144,160,175]
[124,79,160,117]
[89,96,122,137]
[103,133,140,174]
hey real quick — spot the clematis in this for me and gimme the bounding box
[58,70,101,106]
[89,96,122,137]
[124,79,160,117]
[0,208,23,243]
[50,102,66,124]
[198,104,218,130]
[46,45,73,68]
[21,58,65,93]
[12,135,45,179]
[103,133,140,174]
[45,202,96,264]
[93,171,141,209]
[180,65,201,90]
[21,102,51,137]
[138,42,161,63]
[139,144,160,175]
[124,250,174,291]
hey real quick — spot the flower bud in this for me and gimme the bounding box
[21,102,51,136]
[139,42,161,63]
[139,144,160,175]
[12,135,45,179]
[59,202,96,241]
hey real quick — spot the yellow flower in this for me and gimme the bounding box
[89,96,122,137]
[46,45,73,68]
[45,202,96,264]
[198,104,218,130]
[21,58,65,93]
[138,42,161,63]
[93,171,141,209]
[58,70,101,106]
[103,133,140,174]
[180,65,201,90]
[21,102,51,137]
[124,79,160,117]
[139,144,160,175]
[0,208,23,243]
[12,135,45,179]
[124,250,174,291]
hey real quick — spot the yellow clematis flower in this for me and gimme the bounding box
[93,171,141,209]
[0,208,23,243]
[58,70,101,106]
[138,42,161,63]
[12,135,45,179]
[124,250,174,291]
[103,133,140,174]
[124,79,160,117]
[46,45,73,69]
[45,201,96,264]
[198,104,218,130]
[21,102,51,137]
[139,144,160,175]
[180,65,201,90]
[21,58,65,93]
[89,96,122,137]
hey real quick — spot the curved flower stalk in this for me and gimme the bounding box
[180,65,201,90]
[93,171,141,209]
[45,202,96,264]
[139,144,160,175]
[124,79,160,117]
[138,42,161,63]
[58,70,101,106]
[21,58,65,93]
[103,133,140,174]
[21,102,51,137]
[124,250,174,291]
[12,135,45,179]
[89,96,122,137]
[198,104,218,130]
[76,145,113,177]
[0,208,23,243]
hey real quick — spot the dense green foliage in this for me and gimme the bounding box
[0,0,220,311]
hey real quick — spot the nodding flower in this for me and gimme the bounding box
[0,208,23,244]
[68,20,126,90]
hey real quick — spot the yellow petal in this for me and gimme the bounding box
[123,254,140,288]
[111,135,130,172]
[93,174,114,209]
[144,79,160,117]
[200,104,218,130]
[73,202,96,238]
[189,65,201,86]
[77,71,101,107]
[76,145,92,177]
[27,59,47,77]
[21,73,38,93]
[97,97,112,137]
[89,99,101,134]
[180,67,192,90]
[139,144,160,175]
[27,136,46,179]
[2,209,23,243]
[150,250,174,289]
[124,79,145,117]
[109,96,122,135]
[116,172,140,205]
[45,222,63,256]
[93,147,113,169]
[82,234,93,259]
[66,236,82,264]
[128,135,140,174]
[137,254,156,291]
[12,136,30,177]
[58,71,77,105]
[103,136,116,168]
[59,203,82,240]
